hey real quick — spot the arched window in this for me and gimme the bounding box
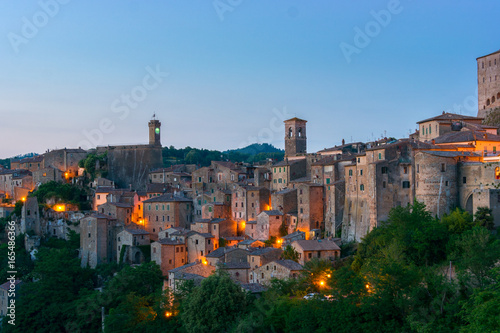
[487,99,491,106]
[495,167,500,180]
[288,127,293,138]
[360,184,365,191]
[493,96,496,103]
[497,92,500,100]
[298,128,302,137]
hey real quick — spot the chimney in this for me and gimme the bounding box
[342,138,345,145]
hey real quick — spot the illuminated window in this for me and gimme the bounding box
[496,167,500,180]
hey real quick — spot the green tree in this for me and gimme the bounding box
[474,207,495,230]
[460,268,500,333]
[6,248,96,332]
[281,245,299,262]
[441,208,474,234]
[448,226,500,289]
[181,271,249,333]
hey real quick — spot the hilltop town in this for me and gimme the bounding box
[1,49,500,332]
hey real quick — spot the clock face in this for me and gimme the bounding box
[155,128,160,134]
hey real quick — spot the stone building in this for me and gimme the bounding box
[271,159,307,191]
[142,194,193,240]
[248,247,283,270]
[97,202,134,225]
[477,49,500,114]
[295,183,324,237]
[417,112,485,142]
[291,239,340,266]
[218,262,250,283]
[231,185,271,231]
[151,239,188,276]
[284,117,307,158]
[255,210,284,240]
[20,197,40,235]
[43,148,87,179]
[10,155,44,172]
[32,167,62,185]
[96,118,163,190]
[0,169,33,200]
[186,231,218,263]
[271,188,297,214]
[249,260,303,285]
[80,214,122,268]
[342,140,420,242]
[117,229,150,264]
[201,202,231,220]
[311,156,350,237]
[167,262,215,291]
[190,218,236,239]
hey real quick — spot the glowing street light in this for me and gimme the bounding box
[21,197,26,202]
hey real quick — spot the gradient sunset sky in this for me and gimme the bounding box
[0,0,498,158]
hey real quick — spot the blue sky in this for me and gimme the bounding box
[0,0,498,158]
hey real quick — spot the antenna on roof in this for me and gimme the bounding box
[152,113,156,120]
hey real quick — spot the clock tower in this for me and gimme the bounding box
[148,116,161,147]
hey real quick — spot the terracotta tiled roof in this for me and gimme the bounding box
[434,131,500,144]
[274,259,303,271]
[292,239,341,251]
[417,112,483,124]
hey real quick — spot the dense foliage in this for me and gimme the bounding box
[162,144,284,167]
[30,181,91,210]
[3,201,500,332]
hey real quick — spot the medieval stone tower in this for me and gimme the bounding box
[284,117,307,157]
[477,49,500,117]
[149,116,161,147]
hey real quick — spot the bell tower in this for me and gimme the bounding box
[148,115,161,147]
[284,117,307,157]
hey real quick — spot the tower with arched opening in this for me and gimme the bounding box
[284,117,307,157]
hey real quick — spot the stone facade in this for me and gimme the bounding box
[255,210,284,240]
[117,229,150,264]
[143,194,193,240]
[291,239,340,266]
[151,239,187,276]
[80,214,122,268]
[477,50,500,112]
[186,232,218,263]
[284,117,307,157]
[296,184,324,237]
[249,260,302,285]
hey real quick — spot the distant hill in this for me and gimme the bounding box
[224,143,284,155]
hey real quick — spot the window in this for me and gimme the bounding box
[417,164,419,173]
[496,167,500,180]
[403,167,408,174]
[326,178,330,184]
[382,181,386,188]
[360,184,364,191]
[402,181,410,188]
[195,239,199,245]
[441,163,446,172]
[359,169,363,176]
[381,166,388,174]
[308,253,312,259]
[348,169,353,176]
[463,177,467,184]
[445,181,449,186]
[97,195,100,200]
